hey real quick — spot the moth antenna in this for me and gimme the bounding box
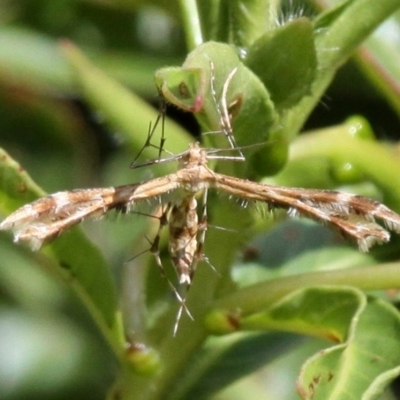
[130,147,191,169]
[159,97,167,159]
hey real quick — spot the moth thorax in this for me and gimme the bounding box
[179,143,207,169]
[182,180,208,193]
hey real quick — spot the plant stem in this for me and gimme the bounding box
[179,0,203,49]
[289,127,400,208]
[315,0,400,68]
[213,262,400,316]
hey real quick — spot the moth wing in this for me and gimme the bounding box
[1,176,179,250]
[214,175,400,251]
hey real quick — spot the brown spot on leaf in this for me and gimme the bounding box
[125,341,146,356]
[179,82,190,98]
[308,382,315,399]
[325,332,341,343]
[16,182,27,193]
[227,311,241,330]
[241,245,259,262]
[313,375,321,385]
[228,95,243,119]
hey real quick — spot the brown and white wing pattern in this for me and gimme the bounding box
[2,140,400,254]
[0,175,180,250]
[212,174,400,252]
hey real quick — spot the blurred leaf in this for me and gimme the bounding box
[241,286,364,341]
[208,259,400,336]
[178,332,304,400]
[0,146,123,354]
[284,0,400,137]
[313,1,400,117]
[0,26,181,98]
[224,0,272,48]
[357,11,400,116]
[203,286,400,399]
[0,27,73,93]
[62,41,190,159]
[0,309,107,399]
[233,220,374,285]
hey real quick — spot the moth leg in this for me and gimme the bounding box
[198,194,220,283]
[193,188,214,274]
[208,61,244,160]
[130,103,168,166]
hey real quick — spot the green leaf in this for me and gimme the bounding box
[233,220,374,285]
[210,285,400,398]
[245,17,317,109]
[202,285,400,399]
[240,286,365,342]
[283,0,400,139]
[207,261,400,335]
[313,0,354,33]
[297,295,400,400]
[0,148,46,210]
[0,147,123,355]
[222,0,273,48]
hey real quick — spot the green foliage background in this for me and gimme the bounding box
[1,1,400,399]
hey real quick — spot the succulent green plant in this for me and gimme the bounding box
[1,1,400,399]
